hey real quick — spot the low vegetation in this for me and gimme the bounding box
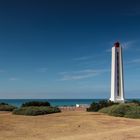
[21,101,50,107]
[99,104,131,117]
[13,106,61,116]
[87,100,118,112]
[128,99,140,106]
[99,103,140,119]
[125,105,140,118]
[87,100,140,119]
[0,103,17,111]
[13,101,61,116]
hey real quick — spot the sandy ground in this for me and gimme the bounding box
[0,111,140,140]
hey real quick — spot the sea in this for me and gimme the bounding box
[0,99,139,107]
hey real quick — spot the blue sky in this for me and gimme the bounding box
[0,0,140,99]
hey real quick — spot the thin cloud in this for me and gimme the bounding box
[73,54,107,67]
[58,71,68,75]
[61,73,97,80]
[106,40,137,52]
[9,77,19,81]
[122,40,136,50]
[59,69,109,81]
[73,56,93,61]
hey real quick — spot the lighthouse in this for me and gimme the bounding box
[110,42,125,103]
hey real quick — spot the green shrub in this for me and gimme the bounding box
[87,100,118,112]
[125,106,140,119]
[87,102,100,112]
[13,106,61,116]
[98,106,112,114]
[99,104,140,119]
[129,100,140,106]
[0,102,8,105]
[0,103,17,111]
[102,104,131,117]
[21,101,50,107]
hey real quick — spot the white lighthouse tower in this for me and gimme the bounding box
[110,42,125,103]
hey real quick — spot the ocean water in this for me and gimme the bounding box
[0,99,139,107]
[0,99,105,107]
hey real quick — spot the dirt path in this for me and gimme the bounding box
[0,111,140,140]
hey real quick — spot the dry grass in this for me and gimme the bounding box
[0,111,140,140]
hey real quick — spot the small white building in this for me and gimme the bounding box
[110,42,125,103]
[76,104,80,108]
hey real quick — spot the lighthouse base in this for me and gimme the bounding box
[109,98,125,103]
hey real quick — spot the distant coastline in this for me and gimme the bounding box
[0,99,140,107]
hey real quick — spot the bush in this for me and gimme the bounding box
[0,103,17,111]
[0,102,8,105]
[129,100,140,106]
[98,106,112,114]
[87,100,118,112]
[99,104,140,119]
[21,101,50,107]
[125,106,140,119]
[13,106,61,116]
[100,104,131,117]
